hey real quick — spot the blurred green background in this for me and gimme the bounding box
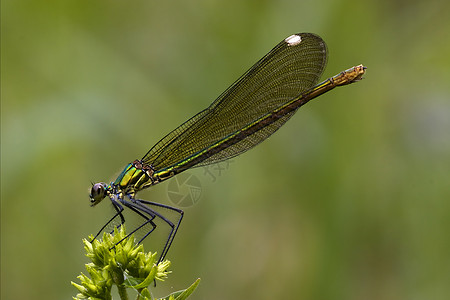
[2,0,450,299]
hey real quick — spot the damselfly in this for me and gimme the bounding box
[90,33,366,262]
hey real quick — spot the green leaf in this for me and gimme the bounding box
[124,266,157,289]
[157,278,201,300]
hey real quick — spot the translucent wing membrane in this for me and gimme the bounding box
[142,33,327,171]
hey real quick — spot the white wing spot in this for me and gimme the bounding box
[285,34,302,46]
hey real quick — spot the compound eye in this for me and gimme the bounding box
[90,183,107,205]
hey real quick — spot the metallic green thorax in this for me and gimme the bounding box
[113,162,150,193]
[111,160,175,195]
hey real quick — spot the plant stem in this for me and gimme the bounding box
[117,284,129,300]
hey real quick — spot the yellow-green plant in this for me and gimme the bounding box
[72,226,199,300]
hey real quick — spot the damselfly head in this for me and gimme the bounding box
[90,182,108,206]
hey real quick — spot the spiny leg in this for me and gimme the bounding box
[134,199,184,263]
[91,197,125,243]
[113,196,158,247]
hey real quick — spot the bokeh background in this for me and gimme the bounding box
[2,0,450,299]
